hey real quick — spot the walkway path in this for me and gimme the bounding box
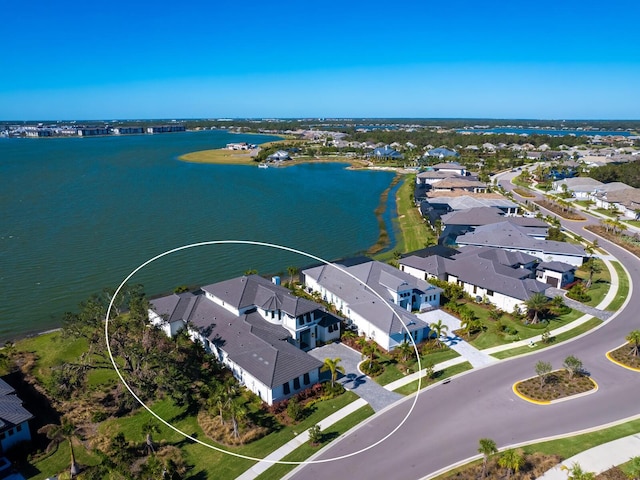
[545,287,614,320]
[307,343,403,413]
[416,310,497,368]
[538,433,640,478]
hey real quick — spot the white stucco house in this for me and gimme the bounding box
[399,247,549,312]
[302,260,442,351]
[149,275,340,405]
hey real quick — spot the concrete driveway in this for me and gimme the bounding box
[308,342,403,412]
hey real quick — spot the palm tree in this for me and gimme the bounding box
[498,449,525,479]
[286,266,298,288]
[524,292,549,324]
[627,330,640,357]
[361,342,378,370]
[40,420,80,477]
[561,462,596,479]
[583,258,602,288]
[228,397,247,439]
[429,320,449,348]
[477,438,497,479]
[395,341,414,364]
[321,357,345,388]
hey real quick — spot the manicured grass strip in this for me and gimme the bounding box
[254,405,375,480]
[491,318,602,360]
[607,261,629,311]
[394,362,473,395]
[395,175,435,253]
[513,187,535,197]
[375,348,460,386]
[29,440,102,480]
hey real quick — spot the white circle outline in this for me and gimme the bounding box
[105,240,422,465]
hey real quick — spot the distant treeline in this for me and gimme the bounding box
[4,118,640,132]
[589,161,640,188]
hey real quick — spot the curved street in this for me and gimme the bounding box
[288,170,640,480]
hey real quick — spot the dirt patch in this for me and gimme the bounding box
[608,344,640,369]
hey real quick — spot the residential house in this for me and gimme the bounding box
[454,222,587,266]
[430,177,487,194]
[552,177,604,199]
[302,261,442,351]
[149,275,340,405]
[0,378,33,454]
[424,148,460,159]
[438,207,548,245]
[536,261,576,288]
[399,246,549,312]
[267,150,291,162]
[370,146,403,160]
[594,187,640,219]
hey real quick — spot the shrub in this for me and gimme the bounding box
[287,397,304,422]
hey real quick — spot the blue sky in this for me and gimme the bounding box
[2,0,639,120]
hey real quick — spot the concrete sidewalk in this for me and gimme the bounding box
[538,434,640,478]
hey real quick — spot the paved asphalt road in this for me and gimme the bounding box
[289,170,640,480]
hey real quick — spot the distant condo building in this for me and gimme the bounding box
[146,125,186,134]
[113,126,145,135]
[78,126,109,136]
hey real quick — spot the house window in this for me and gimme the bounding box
[304,373,310,385]
[293,377,300,390]
[0,432,4,440]
[487,290,494,296]
[16,425,21,432]
[283,382,290,395]
[298,317,304,326]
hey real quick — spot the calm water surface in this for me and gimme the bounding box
[0,131,395,340]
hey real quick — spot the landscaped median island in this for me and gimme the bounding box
[513,356,597,405]
[606,330,640,372]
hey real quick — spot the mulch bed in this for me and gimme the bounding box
[608,344,640,369]
[534,200,586,220]
[445,452,562,479]
[516,370,596,402]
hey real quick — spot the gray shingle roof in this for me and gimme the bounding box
[150,276,328,389]
[202,275,319,318]
[303,261,440,335]
[400,251,548,301]
[455,222,587,257]
[0,378,33,430]
[537,261,577,273]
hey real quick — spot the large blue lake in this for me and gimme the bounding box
[0,131,396,341]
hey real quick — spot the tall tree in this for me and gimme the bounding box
[287,266,298,287]
[583,258,602,289]
[477,438,498,479]
[321,357,345,388]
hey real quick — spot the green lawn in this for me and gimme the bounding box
[593,208,618,218]
[623,219,640,228]
[394,175,435,253]
[448,301,584,350]
[607,261,630,311]
[394,362,472,395]
[255,404,375,480]
[374,348,460,386]
[575,258,611,307]
[491,318,602,360]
